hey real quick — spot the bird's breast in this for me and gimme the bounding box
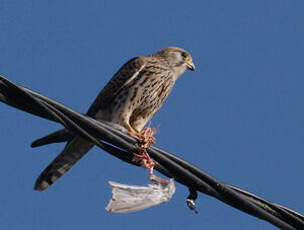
[105,69,175,130]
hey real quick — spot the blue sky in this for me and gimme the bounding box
[1,1,303,229]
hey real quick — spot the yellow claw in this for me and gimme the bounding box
[125,123,156,147]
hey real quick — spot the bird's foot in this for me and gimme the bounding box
[125,124,156,148]
[125,123,156,148]
[137,126,156,148]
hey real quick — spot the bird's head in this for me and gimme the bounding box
[154,47,195,78]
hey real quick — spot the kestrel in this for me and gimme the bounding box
[33,47,195,191]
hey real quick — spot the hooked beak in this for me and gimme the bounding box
[186,60,195,71]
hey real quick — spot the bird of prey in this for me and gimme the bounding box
[33,47,195,191]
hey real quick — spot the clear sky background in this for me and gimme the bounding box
[0,1,303,229]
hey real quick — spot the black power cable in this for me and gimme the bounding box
[1,75,303,230]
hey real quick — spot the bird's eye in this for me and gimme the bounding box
[181,52,187,59]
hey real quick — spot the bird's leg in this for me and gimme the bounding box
[124,123,140,138]
[125,123,156,147]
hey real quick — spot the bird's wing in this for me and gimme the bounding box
[31,128,72,147]
[31,57,146,148]
[34,57,147,191]
[34,136,94,191]
[86,56,146,116]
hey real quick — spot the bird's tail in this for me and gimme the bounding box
[34,136,94,191]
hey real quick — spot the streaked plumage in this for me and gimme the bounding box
[34,47,195,191]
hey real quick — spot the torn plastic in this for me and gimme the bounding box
[106,178,175,213]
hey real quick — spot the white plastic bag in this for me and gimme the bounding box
[106,177,175,213]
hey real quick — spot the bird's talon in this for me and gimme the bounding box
[137,126,156,148]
